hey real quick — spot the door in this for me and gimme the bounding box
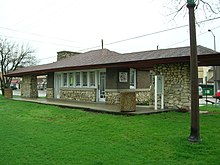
[99,72,106,102]
[55,73,62,98]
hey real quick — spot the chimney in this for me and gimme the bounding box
[57,51,81,61]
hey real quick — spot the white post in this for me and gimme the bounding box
[155,75,158,110]
[161,76,164,109]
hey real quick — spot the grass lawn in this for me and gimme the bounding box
[0,96,220,165]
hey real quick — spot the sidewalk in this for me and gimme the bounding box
[12,97,174,116]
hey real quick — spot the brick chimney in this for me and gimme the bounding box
[57,51,81,61]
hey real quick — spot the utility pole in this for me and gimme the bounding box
[187,0,200,142]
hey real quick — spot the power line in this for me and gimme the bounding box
[1,16,220,62]
[21,0,76,31]
[80,16,220,51]
[11,0,60,28]
[166,25,220,47]
[1,16,219,52]
[39,25,220,62]
[0,26,81,45]
[0,34,81,49]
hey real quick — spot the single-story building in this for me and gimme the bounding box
[6,45,220,110]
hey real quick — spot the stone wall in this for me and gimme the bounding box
[46,88,54,99]
[152,63,191,110]
[105,89,150,105]
[60,88,96,102]
[136,89,150,105]
[105,90,120,104]
[21,75,38,98]
[4,88,12,98]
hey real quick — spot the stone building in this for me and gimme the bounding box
[6,46,220,110]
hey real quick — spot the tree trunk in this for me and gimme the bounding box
[1,88,5,96]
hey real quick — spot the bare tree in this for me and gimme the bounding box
[0,38,37,95]
[165,0,220,19]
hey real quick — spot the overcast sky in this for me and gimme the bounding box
[1,0,220,64]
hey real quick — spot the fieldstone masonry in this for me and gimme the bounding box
[105,89,150,105]
[152,63,191,110]
[120,91,136,112]
[21,75,38,98]
[46,88,54,99]
[4,88,13,98]
[60,88,96,102]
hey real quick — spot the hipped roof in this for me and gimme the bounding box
[6,45,220,77]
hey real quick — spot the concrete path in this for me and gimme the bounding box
[12,98,174,116]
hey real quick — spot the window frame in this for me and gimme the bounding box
[89,71,96,87]
[62,73,68,87]
[130,68,136,89]
[75,72,81,87]
[56,69,99,88]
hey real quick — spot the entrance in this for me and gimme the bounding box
[55,73,62,98]
[154,75,164,110]
[99,71,106,101]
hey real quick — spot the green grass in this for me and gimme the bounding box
[0,96,220,165]
[200,104,220,113]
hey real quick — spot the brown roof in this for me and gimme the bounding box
[6,45,220,77]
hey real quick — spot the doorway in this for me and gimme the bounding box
[54,73,62,98]
[99,71,106,102]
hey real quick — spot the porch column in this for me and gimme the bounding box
[46,73,54,99]
[21,75,38,98]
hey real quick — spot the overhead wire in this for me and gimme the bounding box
[11,0,60,28]
[0,34,81,49]
[39,24,220,62]
[166,25,220,47]
[1,16,219,62]
[0,26,81,44]
[80,16,220,51]
[21,0,76,31]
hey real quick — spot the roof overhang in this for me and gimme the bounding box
[5,46,220,77]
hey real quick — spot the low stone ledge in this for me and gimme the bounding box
[120,91,136,112]
[4,88,13,98]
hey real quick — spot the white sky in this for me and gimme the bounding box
[0,0,220,64]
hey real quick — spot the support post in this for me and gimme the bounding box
[155,75,158,110]
[187,1,200,142]
[161,76,164,109]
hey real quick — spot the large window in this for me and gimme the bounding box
[130,68,136,89]
[82,72,88,87]
[89,71,95,87]
[63,73,68,87]
[76,72,81,87]
[58,70,97,88]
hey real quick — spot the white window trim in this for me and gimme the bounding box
[130,68,136,89]
[55,69,101,89]
[76,72,81,87]
[82,72,88,87]
[89,71,96,87]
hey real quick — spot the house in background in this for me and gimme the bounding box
[37,75,47,90]
[6,46,220,110]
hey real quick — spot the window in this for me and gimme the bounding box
[130,69,136,89]
[76,72,81,87]
[69,73,74,87]
[58,70,98,88]
[89,71,95,87]
[63,73,68,87]
[82,72,88,87]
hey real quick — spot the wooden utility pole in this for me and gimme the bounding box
[187,0,200,142]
